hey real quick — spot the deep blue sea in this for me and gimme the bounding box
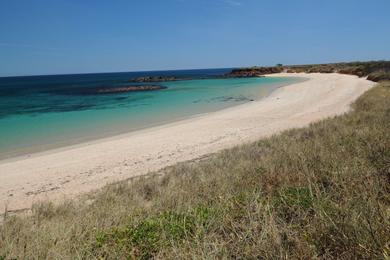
[0,68,302,159]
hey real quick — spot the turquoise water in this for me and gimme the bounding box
[0,71,302,159]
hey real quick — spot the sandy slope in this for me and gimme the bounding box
[0,73,375,212]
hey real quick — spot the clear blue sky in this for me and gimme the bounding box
[1,0,389,77]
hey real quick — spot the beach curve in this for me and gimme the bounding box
[0,73,375,212]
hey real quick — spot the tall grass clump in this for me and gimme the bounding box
[0,82,389,259]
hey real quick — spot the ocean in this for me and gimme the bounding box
[0,68,302,159]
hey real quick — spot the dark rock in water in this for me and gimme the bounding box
[210,96,253,103]
[192,96,252,104]
[128,76,179,83]
[95,85,167,94]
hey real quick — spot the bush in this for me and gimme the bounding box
[367,71,390,82]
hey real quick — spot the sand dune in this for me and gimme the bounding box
[0,73,375,212]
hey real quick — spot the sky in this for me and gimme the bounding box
[0,0,389,77]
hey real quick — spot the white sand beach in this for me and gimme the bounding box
[0,73,375,212]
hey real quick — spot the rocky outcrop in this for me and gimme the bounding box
[128,76,178,83]
[226,67,283,78]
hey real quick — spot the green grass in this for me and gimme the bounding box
[91,206,216,259]
[0,82,389,259]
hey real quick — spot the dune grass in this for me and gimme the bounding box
[0,82,389,259]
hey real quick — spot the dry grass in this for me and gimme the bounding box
[0,82,389,259]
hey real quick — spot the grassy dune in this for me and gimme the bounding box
[1,82,389,259]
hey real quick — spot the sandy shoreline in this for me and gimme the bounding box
[0,77,303,162]
[0,73,375,212]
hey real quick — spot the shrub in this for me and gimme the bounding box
[367,71,390,82]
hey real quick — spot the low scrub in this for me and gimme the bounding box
[367,71,390,82]
[225,61,390,80]
[1,82,389,259]
[285,60,390,80]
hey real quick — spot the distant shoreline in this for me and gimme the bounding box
[0,73,375,212]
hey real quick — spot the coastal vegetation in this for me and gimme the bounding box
[227,66,283,77]
[228,60,390,81]
[125,61,390,82]
[286,61,390,81]
[0,77,389,258]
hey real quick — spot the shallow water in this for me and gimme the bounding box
[0,69,302,159]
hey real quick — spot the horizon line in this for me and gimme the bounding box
[1,59,388,79]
